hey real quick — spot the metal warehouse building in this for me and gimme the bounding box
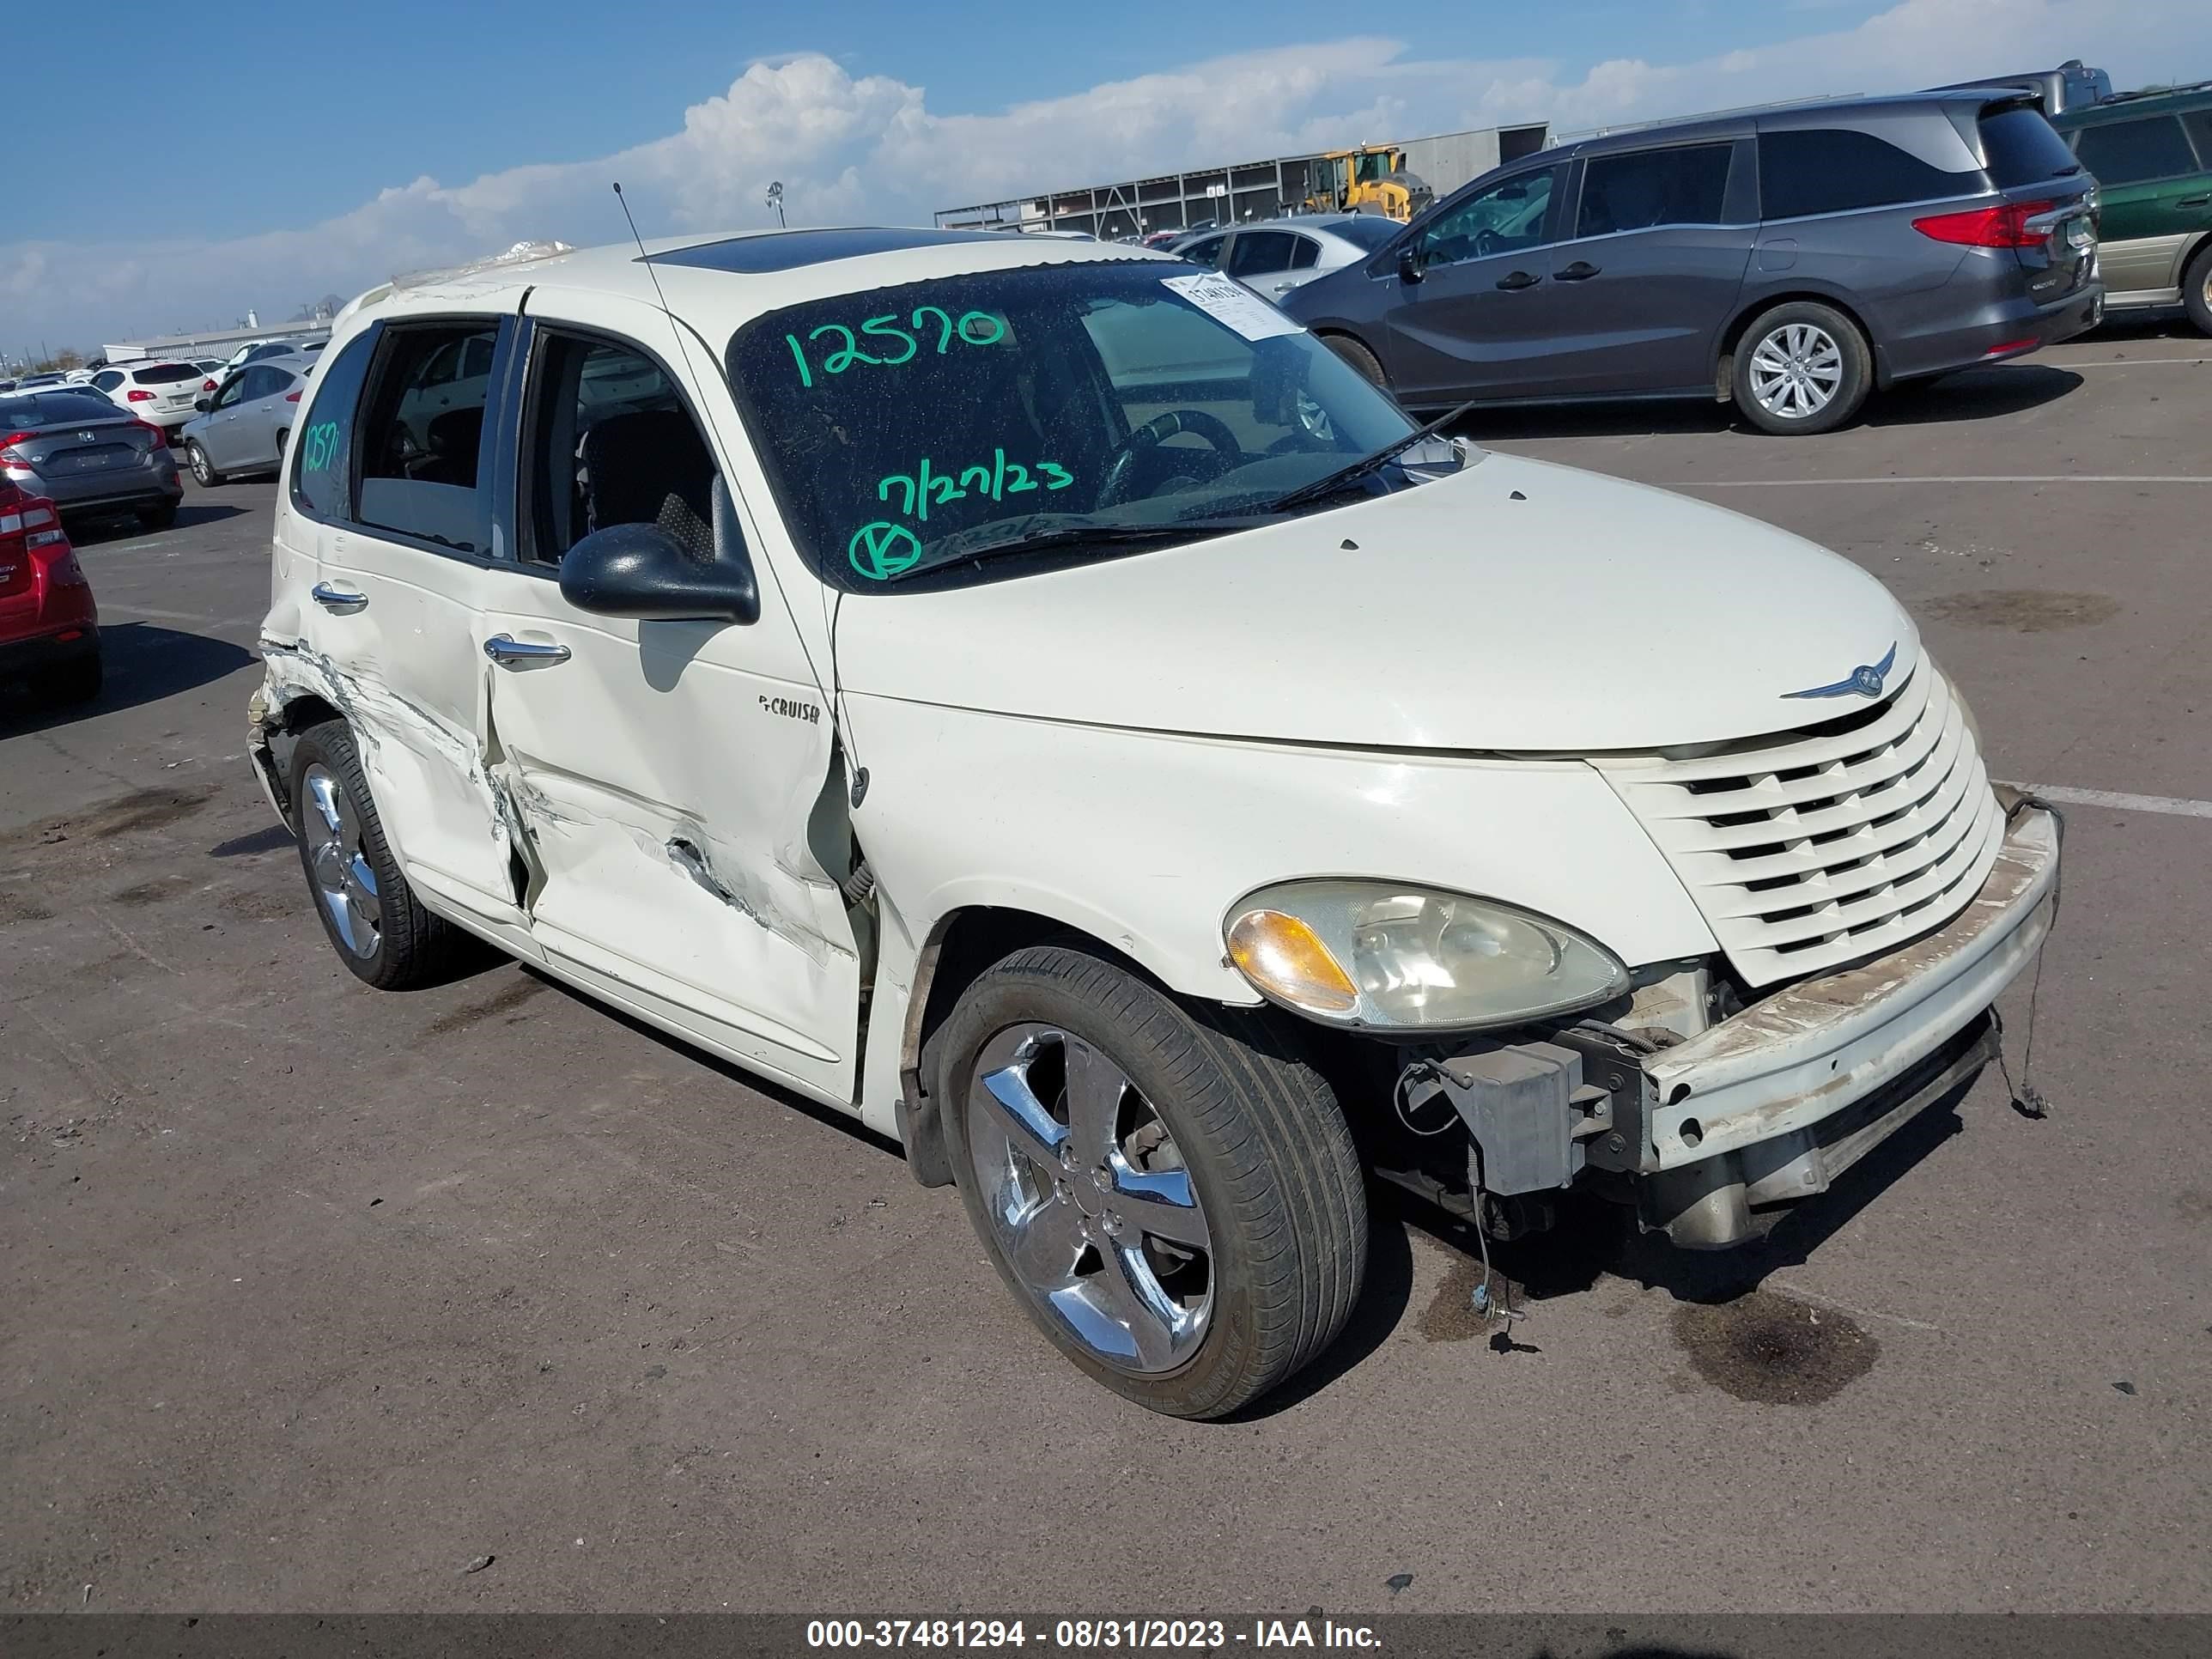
[935,122,1553,239]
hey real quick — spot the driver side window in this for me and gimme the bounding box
[1420,167,1560,270]
[213,374,249,410]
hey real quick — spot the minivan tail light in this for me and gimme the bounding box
[126,387,155,401]
[1912,199,2056,248]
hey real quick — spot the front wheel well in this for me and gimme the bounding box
[896,906,1180,1188]
[1716,291,1883,394]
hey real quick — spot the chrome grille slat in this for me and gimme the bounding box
[1596,664,2003,986]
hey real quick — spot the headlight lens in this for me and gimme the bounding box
[1223,879,1630,1031]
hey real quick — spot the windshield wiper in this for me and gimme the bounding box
[876,514,1268,582]
[1260,396,1483,515]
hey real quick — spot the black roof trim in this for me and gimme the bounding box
[645,227,1003,275]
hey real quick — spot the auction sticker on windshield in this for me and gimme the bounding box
[1161,272,1303,341]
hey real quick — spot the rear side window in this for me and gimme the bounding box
[353,321,503,554]
[2071,115,2200,185]
[92,371,123,392]
[1759,128,1981,218]
[1286,236,1320,270]
[1227,232,1298,276]
[133,362,200,385]
[289,330,377,523]
[1978,107,2082,187]
[1577,143,1734,235]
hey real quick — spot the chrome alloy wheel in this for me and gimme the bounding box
[969,1024,1213,1374]
[188,443,214,486]
[301,763,382,958]
[1747,321,1844,420]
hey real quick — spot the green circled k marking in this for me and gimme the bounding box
[848,520,923,581]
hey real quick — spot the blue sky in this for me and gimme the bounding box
[6,0,2203,348]
[22,0,1867,246]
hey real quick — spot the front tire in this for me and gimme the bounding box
[185,441,224,487]
[1731,301,1871,435]
[1321,333,1388,391]
[938,944,1368,1419]
[2183,242,2212,337]
[288,719,468,990]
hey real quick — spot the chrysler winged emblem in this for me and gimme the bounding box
[1783,642,1896,701]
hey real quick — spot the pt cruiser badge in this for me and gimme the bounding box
[1783,641,1897,700]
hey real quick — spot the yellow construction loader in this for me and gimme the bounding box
[1303,146,1434,222]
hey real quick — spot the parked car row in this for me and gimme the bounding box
[2051,80,2212,330]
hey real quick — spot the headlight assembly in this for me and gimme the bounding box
[1224,879,1630,1033]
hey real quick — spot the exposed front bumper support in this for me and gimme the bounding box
[1634,805,2058,1245]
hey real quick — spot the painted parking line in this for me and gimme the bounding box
[1999,783,2212,821]
[2062,356,2212,368]
[1668,475,2212,487]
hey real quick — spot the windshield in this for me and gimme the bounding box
[726,259,1420,590]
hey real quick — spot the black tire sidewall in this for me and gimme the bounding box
[1733,302,1871,435]
[2184,246,2212,337]
[289,720,405,988]
[1323,332,1387,391]
[937,951,1309,1417]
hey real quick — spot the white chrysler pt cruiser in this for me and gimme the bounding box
[247,228,2058,1418]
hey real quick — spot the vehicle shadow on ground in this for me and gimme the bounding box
[0,621,257,738]
[1452,364,2083,444]
[64,502,246,545]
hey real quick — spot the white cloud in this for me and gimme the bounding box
[6,0,2203,349]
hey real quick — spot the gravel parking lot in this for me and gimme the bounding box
[3,321,2208,1615]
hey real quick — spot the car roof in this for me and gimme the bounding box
[1533,88,2035,161]
[349,226,1175,343]
[2058,81,2212,125]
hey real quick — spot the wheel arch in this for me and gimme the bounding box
[890,902,1217,1188]
[1716,289,1884,392]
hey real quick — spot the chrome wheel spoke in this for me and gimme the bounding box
[1005,1195,1085,1287]
[1092,1242,1184,1371]
[1108,1161,1208,1249]
[1063,1036,1127,1161]
[976,1060,1068,1170]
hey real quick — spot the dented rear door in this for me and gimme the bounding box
[477,299,861,1104]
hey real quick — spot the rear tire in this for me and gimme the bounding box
[1730,301,1872,435]
[136,501,178,530]
[937,944,1368,1419]
[185,441,224,487]
[34,653,101,705]
[1322,333,1388,392]
[288,718,470,991]
[2183,242,2212,337]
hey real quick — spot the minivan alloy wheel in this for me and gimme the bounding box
[968,1023,1213,1374]
[301,763,382,958]
[1747,322,1844,419]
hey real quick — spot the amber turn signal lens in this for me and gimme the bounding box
[1225,908,1359,1015]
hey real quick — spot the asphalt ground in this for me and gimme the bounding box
[3,319,2209,1615]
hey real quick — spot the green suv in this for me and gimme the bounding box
[2055,83,2212,333]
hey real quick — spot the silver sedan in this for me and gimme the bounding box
[179,356,314,485]
[1167,214,1402,301]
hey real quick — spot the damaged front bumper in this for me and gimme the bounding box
[1418,805,2058,1249]
[1634,803,2058,1244]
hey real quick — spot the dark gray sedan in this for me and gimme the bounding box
[179,357,313,485]
[0,388,183,528]
[1280,90,2101,434]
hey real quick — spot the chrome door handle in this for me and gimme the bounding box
[482,633,571,666]
[310,581,367,611]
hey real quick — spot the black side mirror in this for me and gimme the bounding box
[193,397,210,412]
[1396,242,1425,285]
[559,522,759,623]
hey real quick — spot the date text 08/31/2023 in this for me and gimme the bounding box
[805,1618,1383,1649]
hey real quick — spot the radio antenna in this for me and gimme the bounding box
[612,181,679,323]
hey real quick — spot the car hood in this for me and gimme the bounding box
[834,452,1919,753]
